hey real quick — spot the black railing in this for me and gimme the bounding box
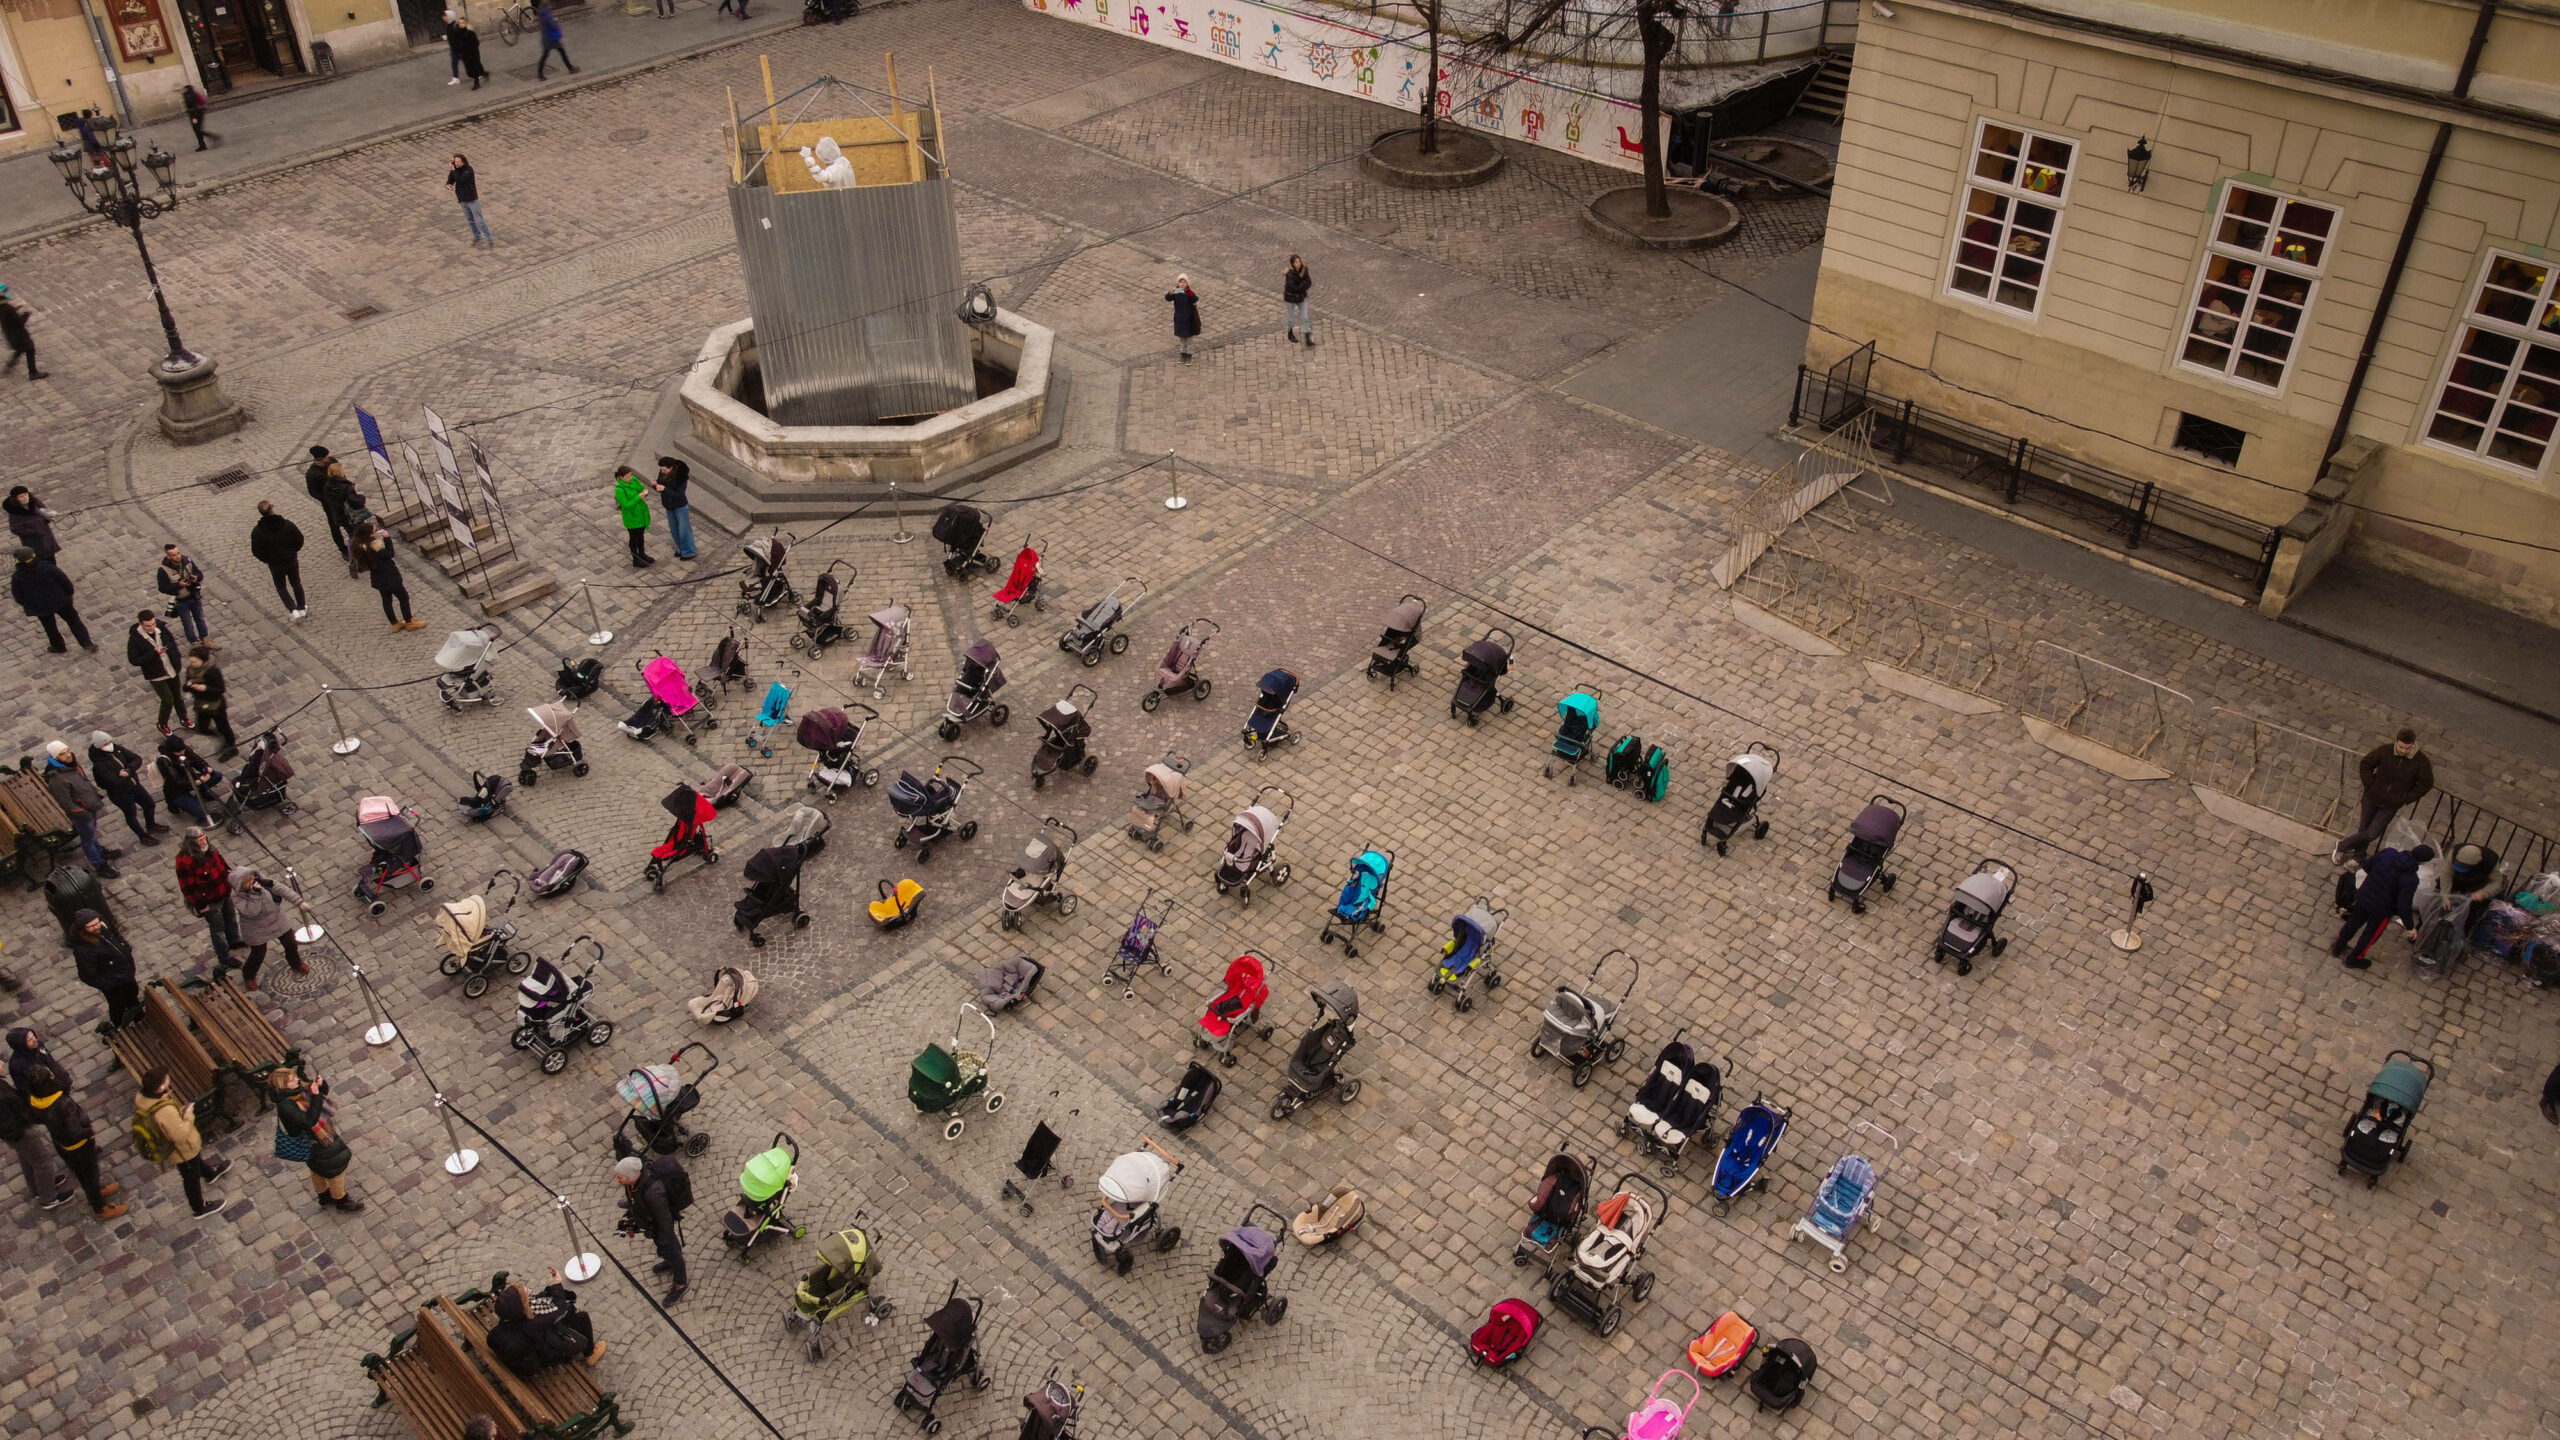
[2410,791,2558,881]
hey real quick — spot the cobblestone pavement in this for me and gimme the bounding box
[5,3,2560,1439]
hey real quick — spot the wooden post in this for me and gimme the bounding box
[926,66,945,178]
[726,86,743,184]
[887,52,921,182]
[760,54,777,113]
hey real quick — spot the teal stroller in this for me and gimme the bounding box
[1320,848,1391,959]
[2339,1051,2431,1188]
[1544,687,1600,785]
[1790,1123,1897,1271]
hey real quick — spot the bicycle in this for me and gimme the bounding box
[497,0,537,44]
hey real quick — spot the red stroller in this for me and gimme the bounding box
[991,542,1045,626]
[647,783,719,893]
[1194,954,1273,1068]
[1469,1298,1540,1368]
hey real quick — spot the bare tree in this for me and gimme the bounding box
[1634,0,1682,217]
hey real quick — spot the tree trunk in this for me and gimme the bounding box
[1420,0,1441,155]
[1638,0,1675,219]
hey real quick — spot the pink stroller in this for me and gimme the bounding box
[620,655,712,746]
[1612,1372,1701,1440]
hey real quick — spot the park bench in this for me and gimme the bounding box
[0,768,75,890]
[170,974,296,1091]
[365,1293,519,1440]
[438,1289,628,1439]
[103,977,298,1133]
[103,980,217,1110]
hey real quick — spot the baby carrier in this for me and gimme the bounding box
[937,641,1010,741]
[736,531,798,621]
[555,657,604,701]
[977,955,1045,1013]
[529,848,587,898]
[517,703,587,788]
[1030,684,1097,788]
[933,503,998,578]
[1157,1060,1220,1131]
[1290,1182,1363,1246]
[855,604,914,699]
[454,770,513,823]
[990,540,1044,624]
[1243,669,1300,754]
[796,704,879,798]
[434,625,502,710]
[1450,628,1516,724]
[1468,1298,1540,1369]
[1700,743,1778,855]
[1546,687,1601,783]
[228,728,297,816]
[791,561,852,659]
[687,965,757,1024]
[1142,618,1217,711]
[1748,1338,1819,1412]
[1367,594,1425,688]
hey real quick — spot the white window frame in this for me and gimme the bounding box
[2174,181,2338,397]
[2422,250,2560,481]
[1943,118,2078,320]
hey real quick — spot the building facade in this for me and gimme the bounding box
[1808,0,2560,620]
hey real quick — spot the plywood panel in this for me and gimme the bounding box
[753,113,932,193]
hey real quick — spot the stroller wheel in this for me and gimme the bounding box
[369,900,388,917]
[1109,633,1130,655]
[1116,1249,1134,1275]
[943,1117,965,1141]
[1598,1306,1622,1338]
[1712,1196,1730,1217]
[1336,1079,1360,1104]
[1571,1065,1592,1089]
[1753,820,1769,839]
[1082,650,1101,668]
[1193,678,1213,701]
[686,1132,711,1157]
[1219,1051,1236,1069]
[541,1048,570,1075]
[1142,691,1163,713]
[793,912,811,929]
[1991,937,2008,957]
[511,1025,536,1051]
[439,955,465,977]
[1342,942,1358,959]
[1542,764,1553,778]
[1851,897,1865,915]
[1500,697,1515,713]
[894,833,908,849]
[585,1021,615,1046]
[1957,958,1972,976]
[1265,1296,1287,1324]
[990,705,1010,728]
[1215,881,1229,895]
[1321,926,1334,944]
[916,846,932,864]
[788,634,805,651]
[1270,1098,1294,1121]
[1603,1038,1627,1063]
[1082,755,1098,775]
[1482,968,1501,989]
[1002,909,1019,931]
[1007,612,1022,628]
[926,1421,942,1437]
[750,930,769,947]
[1880,874,1898,892]
[1454,994,1472,1013]
[463,973,489,998]
[960,821,979,840]
[986,1092,1004,1113]
[862,769,880,787]
[1512,1251,1531,1268]
[1716,840,1729,856]
[1058,894,1078,918]
[1529,1039,1545,1059]
[1271,864,1291,886]
[519,771,538,788]
[973,1372,991,1392]
[937,720,959,742]
[1630,1271,1655,1303]
[1150,837,1165,853]
[1033,772,1046,789]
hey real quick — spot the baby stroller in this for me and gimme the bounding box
[855,605,914,699]
[1142,618,1217,711]
[1243,669,1300,755]
[1748,1339,1819,1413]
[1468,1299,1540,1369]
[908,1000,1001,1141]
[722,1134,805,1258]
[1126,754,1193,851]
[1428,897,1509,1013]
[1827,795,1905,913]
[893,1284,987,1431]
[1030,685,1098,788]
[612,1043,719,1159]
[511,938,613,1075]
[1016,1368,1084,1440]
[2340,1049,2433,1188]
[354,796,434,916]
[1194,953,1273,1067]
[621,655,711,746]
[517,703,589,788]
[455,770,513,823]
[1532,948,1637,1088]
[1622,1038,1723,1176]
[1450,628,1517,725]
[434,625,502,710]
[689,966,757,1024]
[791,561,853,658]
[708,627,751,700]
[1604,734,1670,801]
[990,540,1044,625]
[1511,1146,1592,1273]
[1059,576,1144,667]
[646,783,719,892]
[1936,859,2016,975]
[434,871,531,999]
[936,641,1009,741]
[888,757,982,863]
[1367,594,1425,688]
[227,728,297,818]
[934,503,999,578]
[978,955,1044,1013]
[1290,1181,1363,1246]
[797,704,881,798]
[529,848,586,898]
[775,802,830,862]
[1091,1138,1184,1275]
[1320,848,1391,959]
[1791,1126,1895,1271]
[1547,1175,1665,1337]
[556,657,604,702]
[1213,787,1293,904]
[999,818,1079,930]
[1269,982,1361,1120]
[1545,687,1601,783]
[736,531,799,622]
[1710,1098,1793,1216]
[1700,743,1778,855]
[788,1224,889,1360]
[1106,889,1174,1000]
[734,846,811,947]
[1195,1206,1289,1354]
[1619,1372,1703,1440]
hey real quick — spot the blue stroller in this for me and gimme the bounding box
[1244,669,1300,755]
[1544,687,1600,785]
[1320,848,1392,959]
[1711,1099,1793,1217]
[1428,897,1508,1013]
[1791,1124,1896,1271]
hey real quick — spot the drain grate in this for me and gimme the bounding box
[201,464,256,492]
[343,304,382,322]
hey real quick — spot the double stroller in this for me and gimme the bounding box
[434,625,502,711]
[999,818,1079,930]
[1603,734,1670,801]
[892,1285,988,1430]
[1142,618,1216,711]
[1212,787,1293,904]
[2340,1050,2433,1187]
[1622,1038,1723,1176]
[1196,1207,1290,1354]
[1546,1175,1664,1337]
[621,655,712,746]
[434,871,530,998]
[354,796,434,916]
[1427,897,1509,1013]
[1030,685,1097,788]
[1320,848,1391,959]
[908,1001,1001,1141]
[1126,754,1193,851]
[1059,576,1143,667]
[1091,1137,1185,1275]
[797,704,881,798]
[228,729,296,819]
[517,704,589,788]
[1269,982,1361,1120]
[1451,629,1516,725]
[736,531,799,621]
[788,1223,887,1360]
[937,641,1009,741]
[1194,953,1273,1067]
[1367,595,1424,688]
[646,784,720,892]
[1511,1147,1592,1273]
[1243,670,1300,755]
[990,540,1044,624]
[792,561,853,658]
[856,605,914,700]
[724,1134,806,1258]
[1531,948,1636,1088]
[1545,687,1601,783]
[1828,795,1906,913]
[611,1043,718,1159]
[1936,859,2016,974]
[888,757,982,863]
[734,846,812,946]
[1700,743,1779,855]
[934,503,1001,578]
[511,938,612,1075]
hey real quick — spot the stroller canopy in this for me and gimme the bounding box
[1461,636,1511,676]
[889,772,961,820]
[435,896,489,956]
[744,845,803,886]
[518,959,572,1008]
[958,641,1001,688]
[528,703,580,742]
[1312,979,1360,1026]
[814,1226,874,1284]
[1099,1150,1173,1208]
[1379,596,1425,639]
[1208,954,1270,1017]
[744,533,788,573]
[742,1146,795,1202]
[1021,831,1067,875]
[1336,851,1389,914]
[361,815,420,859]
[1037,700,1088,743]
[661,783,712,823]
[1557,690,1599,737]
[796,707,857,752]
[615,1062,683,1117]
[1728,754,1774,799]
[1219,1225,1279,1278]
[642,657,699,713]
[2370,1058,2431,1112]
[1534,1151,1590,1221]
[1543,986,1610,1039]
[1954,864,2014,915]
[1143,763,1187,805]
[1851,803,1903,846]
[866,605,910,648]
[804,572,841,621]
[920,1294,977,1356]
[1257,670,1298,707]
[434,628,496,671]
[1227,806,1281,862]
[932,503,985,551]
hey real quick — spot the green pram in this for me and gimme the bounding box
[909,1001,1004,1141]
[722,1133,808,1259]
[789,1226,892,1361]
[2339,1050,2432,1188]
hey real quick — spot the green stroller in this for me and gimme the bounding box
[909,1001,1004,1141]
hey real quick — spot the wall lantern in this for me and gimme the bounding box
[2126,136,2153,193]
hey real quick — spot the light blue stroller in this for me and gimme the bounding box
[1544,687,1601,785]
[1428,897,1508,1013]
[1320,848,1392,959]
[1791,1123,1897,1271]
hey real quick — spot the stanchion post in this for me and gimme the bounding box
[889,480,912,544]
[436,1092,480,1175]
[583,578,613,647]
[1163,449,1188,510]
[283,864,326,945]
[2109,872,2154,952]
[324,684,361,756]
[352,962,398,1047]
[560,1196,601,1281]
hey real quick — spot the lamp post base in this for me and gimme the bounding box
[154,352,246,444]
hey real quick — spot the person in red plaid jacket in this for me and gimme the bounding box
[172,828,244,975]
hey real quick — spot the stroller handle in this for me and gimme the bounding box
[485,868,522,912]
[772,1130,799,1166]
[936,755,985,779]
[1043,815,1080,846]
[1063,683,1099,712]
[1138,1133,1185,1174]
[1849,1119,1901,1159]
[1593,947,1639,1000]
[2384,1048,2436,1079]
[1239,1200,1294,1251]
[1867,792,1907,817]
[1182,617,1220,639]
[1978,855,2018,881]
[1252,785,1293,820]
[1745,739,1782,773]
[1610,1169,1673,1220]
[669,1041,721,1083]
[955,1000,997,1063]
[560,934,605,973]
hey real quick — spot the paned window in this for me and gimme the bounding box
[2426,253,2560,475]
[1946,122,2076,316]
[2179,183,2336,392]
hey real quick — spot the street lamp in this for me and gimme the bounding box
[2125,136,2154,194]
[46,131,243,444]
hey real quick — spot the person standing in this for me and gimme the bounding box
[183,643,238,759]
[129,609,188,733]
[649,456,696,561]
[134,1069,228,1218]
[156,544,209,643]
[614,1153,691,1304]
[20,1066,123,1220]
[453,22,490,92]
[1281,255,1314,346]
[305,447,352,560]
[13,546,92,653]
[444,6,469,83]
[365,531,422,630]
[614,466,655,568]
[42,741,123,874]
[653,0,674,17]
[0,1079,73,1213]
[87,732,165,847]
[2331,843,2434,969]
[325,462,369,572]
[2333,729,2435,866]
[70,911,143,1025]
[534,2,577,78]
[174,828,245,972]
[181,85,213,151]
[0,282,43,381]
[5,484,62,560]
[231,868,308,991]
[269,1068,364,1213]
[449,153,493,244]
[1165,274,1202,361]
[2543,1060,2560,1126]
[250,501,307,619]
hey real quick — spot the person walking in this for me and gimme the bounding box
[250,501,307,619]
[134,1069,229,1218]
[70,911,143,1026]
[364,530,422,630]
[183,643,238,759]
[718,0,749,21]
[305,447,352,560]
[0,282,43,381]
[231,868,308,991]
[325,462,369,572]
[5,484,62,560]
[270,1068,364,1212]
[649,456,696,561]
[129,609,189,732]
[155,734,221,828]
[1281,255,1314,346]
[41,741,124,876]
[0,1079,74,1213]
[614,466,655,568]
[444,6,469,83]
[13,546,92,653]
[453,22,490,92]
[20,1066,124,1220]
[534,2,577,78]
[614,1153,691,1303]
[2333,729,2435,867]
[174,828,244,973]
[2331,843,2434,969]
[87,732,165,847]
[181,85,214,151]
[653,0,674,17]
[1165,274,1202,361]
[449,153,493,244]
[157,543,209,643]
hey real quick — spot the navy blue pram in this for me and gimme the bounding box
[1244,670,1299,754]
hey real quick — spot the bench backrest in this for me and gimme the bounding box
[130,982,216,1096]
[411,1305,517,1439]
[171,977,290,1072]
[440,1294,608,1431]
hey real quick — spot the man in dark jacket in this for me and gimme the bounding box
[2332,844,2435,968]
[1281,254,1314,345]
[87,731,165,846]
[249,501,307,618]
[128,609,188,733]
[305,446,350,558]
[41,741,121,875]
[20,1065,123,1218]
[2334,729,2434,866]
[0,281,43,381]
[71,910,143,1026]
[156,544,208,642]
[12,545,90,653]
[365,532,420,629]
[614,1153,690,1304]
[6,1026,73,1098]
[5,485,61,560]
[649,456,696,561]
[0,1080,73,1212]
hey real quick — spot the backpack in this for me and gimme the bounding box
[1606,735,1645,789]
[648,1155,694,1215]
[2331,872,2356,914]
[130,1104,175,1166]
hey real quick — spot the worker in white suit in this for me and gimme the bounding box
[800,136,857,190]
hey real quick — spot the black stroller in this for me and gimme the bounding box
[1935,859,2016,975]
[1367,594,1425,687]
[1157,1060,1220,1131]
[1141,618,1217,711]
[1450,628,1517,725]
[892,1283,990,1434]
[792,561,853,659]
[1269,982,1361,1120]
[933,503,1000,578]
[611,1043,719,1159]
[936,641,1010,742]
[1196,1206,1289,1354]
[1700,743,1778,855]
[1827,795,1905,913]
[734,846,811,947]
[1243,669,1300,755]
[707,627,751,699]
[798,704,880,798]
[737,531,798,622]
[512,938,613,1075]
[889,757,982,863]
[2340,1051,2432,1187]
[1030,685,1098,788]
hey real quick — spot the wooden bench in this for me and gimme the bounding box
[439,1290,629,1439]
[366,1298,517,1440]
[171,975,296,1086]
[103,980,217,1108]
[0,769,74,891]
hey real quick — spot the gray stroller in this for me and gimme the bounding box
[1531,948,1637,1088]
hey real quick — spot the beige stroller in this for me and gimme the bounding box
[688,965,759,1024]
[1125,753,1194,852]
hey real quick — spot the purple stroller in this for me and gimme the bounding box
[1826,795,1905,914]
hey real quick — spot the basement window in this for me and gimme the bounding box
[2172,412,2247,467]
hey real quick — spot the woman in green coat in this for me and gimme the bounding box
[270,1068,365,1213]
[613,466,653,568]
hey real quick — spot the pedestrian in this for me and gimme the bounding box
[614,1153,691,1304]
[134,1069,229,1218]
[304,446,351,559]
[718,0,749,20]
[19,1065,124,1220]
[268,1067,364,1213]
[1165,273,1202,361]
[6,1027,73,1098]
[534,1,577,78]
[70,911,143,1026]
[0,1077,74,1213]
[1281,255,1314,346]
[614,466,654,568]
[488,1274,605,1374]
[40,741,124,876]
[183,642,238,759]
[448,152,493,245]
[0,281,43,381]
[648,456,696,561]
[155,733,220,828]
[157,543,208,642]
[444,6,469,84]
[452,21,490,92]
[174,828,245,972]
[181,84,214,151]
[2333,728,2435,866]
[128,609,188,733]
[364,530,422,630]
[653,0,674,18]
[13,546,93,653]
[325,462,369,572]
[250,500,307,619]
[2331,843,2434,969]
[231,868,308,991]
[2543,1061,2560,1126]
[86,732,166,847]
[5,484,62,560]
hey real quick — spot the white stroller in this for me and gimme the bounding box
[435,625,502,710]
[854,605,914,700]
[1212,787,1293,905]
[1091,1137,1186,1275]
[1700,742,1779,856]
[1126,754,1193,851]
[1791,1124,1897,1272]
[512,939,613,1075]
[1546,1175,1664,1337]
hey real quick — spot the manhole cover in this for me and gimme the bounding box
[608,127,649,143]
[201,464,255,491]
[342,304,381,322]
[1563,331,1610,350]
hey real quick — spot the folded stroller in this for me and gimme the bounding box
[1212,787,1293,904]
[1546,687,1601,783]
[789,1223,888,1360]
[1604,734,1670,801]
[2340,1049,2432,1187]
[893,1285,988,1430]
[937,641,1010,741]
[1142,618,1216,711]
[1030,685,1097,789]
[707,626,751,699]
[1269,982,1360,1120]
[455,770,513,822]
[434,625,502,711]
[1710,1098,1792,1217]
[1468,1298,1540,1368]
[1159,1060,1221,1131]
[1621,1038,1723,1176]
[1700,743,1778,855]
[1320,848,1391,959]
[934,503,999,578]
[797,704,880,798]
[646,783,719,893]
[354,796,433,916]
[1126,754,1192,851]
[1243,670,1300,755]
[999,818,1079,930]
[725,1134,806,1257]
[1532,948,1637,1088]
[1195,1207,1289,1354]
[1367,594,1425,688]
[734,846,810,947]
[1450,628,1516,725]
[1511,1146,1591,1272]
[1428,897,1508,1013]
[990,540,1044,625]
[736,531,799,621]
[621,655,711,746]
[434,871,530,999]
[227,728,297,817]
[888,757,982,863]
[1194,953,1273,1067]
[517,703,588,788]
[1060,576,1143,667]
[1290,1181,1363,1245]
[611,1042,719,1159]
[1091,1137,1184,1274]
[1828,795,1905,913]
[1106,888,1174,1000]
[791,561,853,659]
[1547,1175,1664,1337]
[1936,859,2016,975]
